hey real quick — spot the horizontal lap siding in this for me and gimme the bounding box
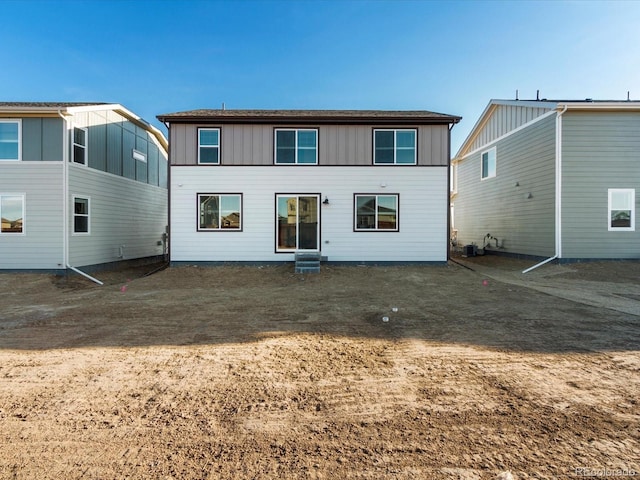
[171,166,448,262]
[561,112,640,258]
[68,165,167,267]
[170,124,448,166]
[0,163,64,269]
[455,114,556,256]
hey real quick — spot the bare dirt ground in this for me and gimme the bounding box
[0,256,639,479]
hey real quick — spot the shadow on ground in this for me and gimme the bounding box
[1,258,639,353]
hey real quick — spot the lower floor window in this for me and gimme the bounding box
[355,194,399,231]
[198,194,242,230]
[608,188,635,231]
[73,196,90,234]
[0,194,24,234]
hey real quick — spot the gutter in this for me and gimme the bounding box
[522,104,569,273]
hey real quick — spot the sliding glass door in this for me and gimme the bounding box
[276,195,319,252]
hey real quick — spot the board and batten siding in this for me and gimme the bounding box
[454,113,556,257]
[171,166,448,262]
[561,111,640,259]
[0,163,64,269]
[170,124,449,166]
[72,110,168,188]
[21,117,64,162]
[469,104,553,153]
[68,164,167,267]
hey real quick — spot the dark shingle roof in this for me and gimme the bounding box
[157,109,461,125]
[0,102,110,108]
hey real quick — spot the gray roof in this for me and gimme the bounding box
[0,102,110,108]
[157,109,461,125]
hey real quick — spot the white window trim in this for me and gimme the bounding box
[197,193,242,231]
[480,146,496,180]
[198,128,221,165]
[0,119,22,161]
[72,126,88,166]
[72,195,90,235]
[0,193,25,235]
[373,129,417,165]
[608,188,635,231]
[274,129,318,165]
[354,194,400,232]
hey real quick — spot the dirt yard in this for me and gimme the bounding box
[0,257,638,479]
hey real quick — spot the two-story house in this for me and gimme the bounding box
[0,102,168,275]
[157,109,460,264]
[452,99,640,263]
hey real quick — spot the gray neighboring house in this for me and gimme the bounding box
[452,98,640,262]
[157,109,461,264]
[0,103,169,273]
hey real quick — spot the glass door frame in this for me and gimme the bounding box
[275,193,321,253]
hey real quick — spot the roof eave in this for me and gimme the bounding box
[157,114,461,126]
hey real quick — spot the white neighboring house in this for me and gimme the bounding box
[156,109,461,264]
[0,102,168,273]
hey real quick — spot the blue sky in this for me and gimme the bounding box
[2,0,639,152]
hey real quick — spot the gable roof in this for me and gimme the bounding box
[157,109,461,125]
[0,102,167,152]
[455,98,640,161]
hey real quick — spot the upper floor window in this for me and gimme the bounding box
[73,127,87,165]
[198,193,242,230]
[0,194,24,234]
[481,147,496,180]
[198,128,220,164]
[355,194,399,231]
[373,129,416,165]
[608,188,635,231]
[275,129,318,164]
[0,120,20,161]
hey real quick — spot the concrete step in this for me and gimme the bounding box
[295,266,321,274]
[294,251,321,274]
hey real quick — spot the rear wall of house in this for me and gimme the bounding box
[170,166,448,263]
[561,111,640,259]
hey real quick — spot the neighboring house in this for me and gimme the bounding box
[452,98,640,262]
[0,102,168,273]
[156,109,461,264]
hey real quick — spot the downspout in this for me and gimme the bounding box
[58,110,103,285]
[447,122,454,262]
[522,104,568,274]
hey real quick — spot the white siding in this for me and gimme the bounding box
[171,166,448,262]
[0,163,64,269]
[68,164,167,267]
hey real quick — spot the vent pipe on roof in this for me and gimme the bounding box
[515,89,519,100]
[536,90,540,101]
[222,102,226,111]
[628,91,631,101]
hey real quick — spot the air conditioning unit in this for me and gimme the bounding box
[463,244,477,257]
